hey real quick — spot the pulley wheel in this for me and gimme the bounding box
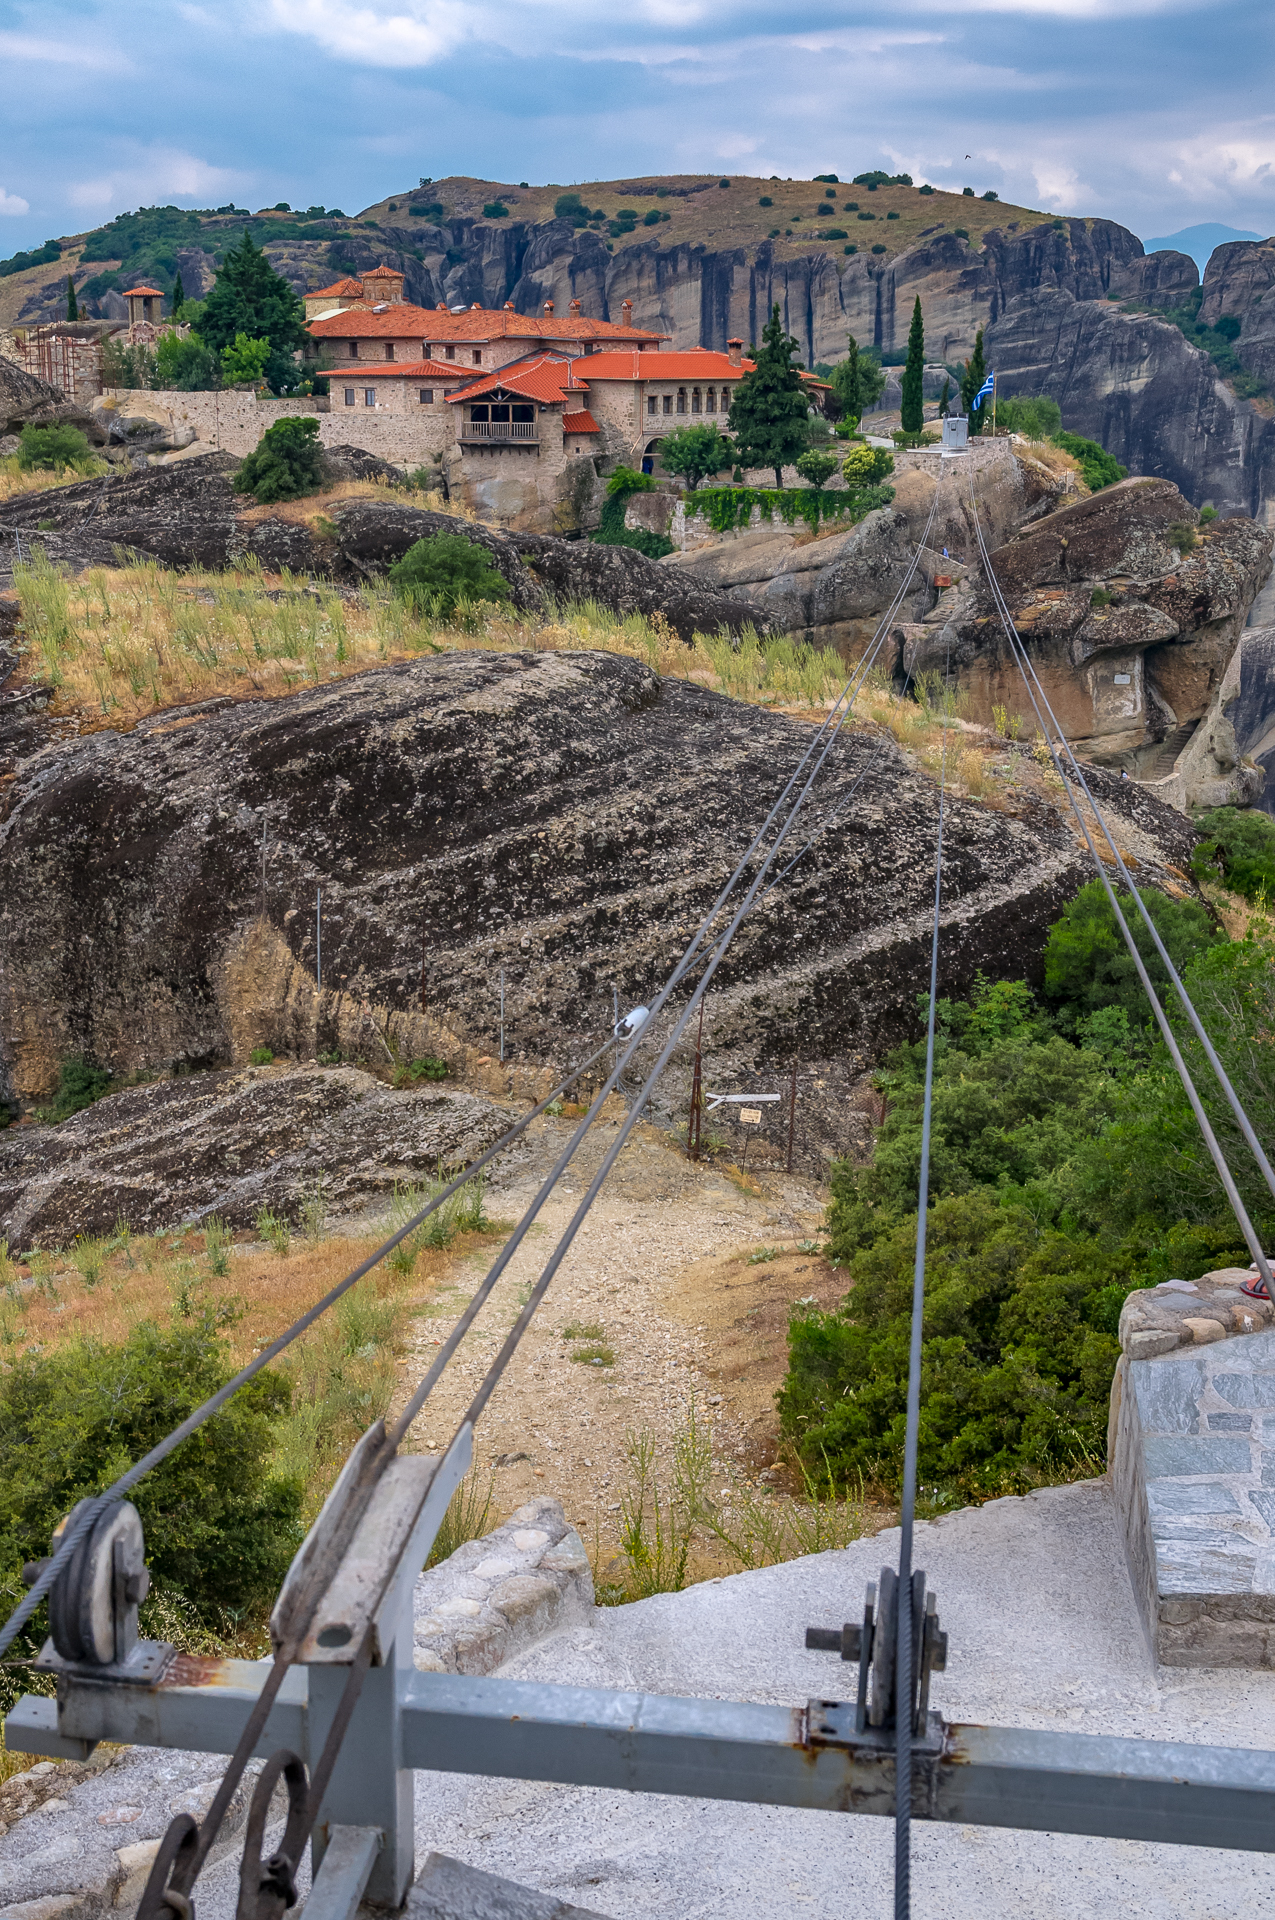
[48,1499,147,1665]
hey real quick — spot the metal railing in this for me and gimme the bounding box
[461,420,538,441]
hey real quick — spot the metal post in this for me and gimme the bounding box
[260,817,268,920]
[499,970,505,1065]
[307,1618,412,1908]
[688,998,704,1161]
[786,1065,798,1174]
[316,888,322,992]
[613,985,619,1081]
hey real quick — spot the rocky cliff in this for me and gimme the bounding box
[0,649,1201,1137]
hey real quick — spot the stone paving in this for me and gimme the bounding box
[1111,1269,1275,1663]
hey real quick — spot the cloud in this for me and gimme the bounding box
[0,188,30,217]
[0,31,129,70]
[265,0,478,63]
[68,145,245,213]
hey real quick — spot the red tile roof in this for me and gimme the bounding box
[309,276,364,300]
[574,349,756,381]
[362,263,403,278]
[328,360,468,380]
[447,351,590,409]
[123,285,164,298]
[307,301,663,346]
[562,410,600,433]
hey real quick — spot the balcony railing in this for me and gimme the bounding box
[461,420,538,441]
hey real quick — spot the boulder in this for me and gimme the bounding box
[0,357,64,432]
[0,1064,509,1249]
[0,647,1205,1137]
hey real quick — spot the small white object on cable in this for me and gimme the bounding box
[615,1006,649,1037]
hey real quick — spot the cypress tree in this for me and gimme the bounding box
[727,305,810,487]
[65,276,77,322]
[172,271,185,319]
[962,328,987,437]
[201,231,307,394]
[831,336,862,420]
[900,297,925,434]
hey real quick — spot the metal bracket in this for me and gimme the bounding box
[33,1635,174,1685]
[806,1568,947,1736]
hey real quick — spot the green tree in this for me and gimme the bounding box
[200,230,307,395]
[900,296,925,434]
[389,533,512,615]
[727,305,810,486]
[841,445,894,489]
[1051,431,1127,492]
[830,335,885,425]
[1042,879,1220,1024]
[961,328,987,437]
[658,424,734,490]
[1191,806,1275,903]
[796,447,840,491]
[155,329,221,391]
[996,395,1062,440]
[171,269,186,318]
[220,332,272,386]
[232,416,326,503]
[65,275,78,322]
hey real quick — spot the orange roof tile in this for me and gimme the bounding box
[362,263,403,278]
[447,351,588,409]
[328,359,469,380]
[309,276,364,299]
[562,410,600,433]
[307,301,663,345]
[575,349,756,381]
[122,285,164,298]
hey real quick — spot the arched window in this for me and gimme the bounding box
[691,387,701,413]
[706,388,716,413]
[647,395,658,415]
[676,388,687,414]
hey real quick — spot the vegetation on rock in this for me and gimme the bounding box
[659,424,735,491]
[1191,805,1275,903]
[389,532,513,614]
[233,416,327,503]
[16,424,96,474]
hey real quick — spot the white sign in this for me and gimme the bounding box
[739,1108,763,1126]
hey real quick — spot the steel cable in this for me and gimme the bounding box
[965,470,1275,1296]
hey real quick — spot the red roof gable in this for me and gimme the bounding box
[574,349,756,382]
[329,359,469,380]
[309,276,364,300]
[562,410,600,434]
[307,301,663,345]
[447,351,590,409]
[122,285,164,298]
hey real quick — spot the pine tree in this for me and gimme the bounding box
[961,329,987,438]
[727,305,810,486]
[65,276,77,322]
[201,231,307,395]
[831,336,861,421]
[900,297,925,434]
[172,271,185,319]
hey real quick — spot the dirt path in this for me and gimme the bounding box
[386,1113,847,1560]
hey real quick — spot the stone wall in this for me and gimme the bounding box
[100,389,323,456]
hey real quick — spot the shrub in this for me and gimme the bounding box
[220,332,271,386]
[759,196,774,207]
[842,445,894,487]
[1043,878,1220,1023]
[919,184,935,195]
[844,202,859,212]
[953,227,969,240]
[388,533,512,615]
[796,449,840,490]
[982,190,999,201]
[1191,806,1275,902]
[17,424,95,473]
[409,203,444,220]
[996,394,1062,440]
[820,228,848,240]
[482,201,509,218]
[659,423,735,490]
[886,211,900,221]
[1166,521,1197,555]
[643,209,663,226]
[233,416,326,503]
[45,1055,111,1122]
[845,245,857,255]
[249,1046,275,1065]
[0,1315,301,1647]
[857,212,876,221]
[872,245,886,254]
[1051,430,1126,491]
[554,192,590,226]
[154,330,221,391]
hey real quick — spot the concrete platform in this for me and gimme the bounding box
[406,1480,1275,1919]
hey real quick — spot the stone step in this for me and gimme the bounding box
[407,1853,611,1920]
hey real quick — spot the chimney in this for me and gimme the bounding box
[621,299,633,324]
[544,300,554,316]
[727,337,743,365]
[569,297,582,317]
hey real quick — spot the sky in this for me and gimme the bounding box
[1,0,1274,258]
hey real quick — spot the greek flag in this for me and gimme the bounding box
[971,370,995,411]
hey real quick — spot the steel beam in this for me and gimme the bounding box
[302,1825,381,1920]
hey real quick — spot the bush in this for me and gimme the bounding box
[842,445,894,487]
[482,202,509,218]
[554,192,590,226]
[45,1055,111,1122]
[154,330,221,391]
[659,424,735,490]
[982,190,1000,201]
[643,209,663,226]
[233,416,326,503]
[1051,430,1126,491]
[759,196,773,207]
[1191,806,1275,902]
[872,245,886,254]
[388,532,512,615]
[1043,878,1220,1023]
[0,1314,302,1651]
[220,332,271,386]
[796,448,840,489]
[995,395,1062,440]
[17,424,95,473]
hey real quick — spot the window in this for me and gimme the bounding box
[419,389,433,405]
[676,388,687,414]
[445,344,455,361]
[706,388,716,412]
[348,341,359,358]
[470,404,490,421]
[691,387,701,414]
[344,388,356,407]
[512,404,534,423]
[647,395,657,415]
[472,349,482,364]
[385,343,395,361]
[662,394,672,415]
[364,389,375,407]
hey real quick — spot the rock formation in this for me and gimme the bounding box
[0,1066,508,1249]
[0,648,1202,1147]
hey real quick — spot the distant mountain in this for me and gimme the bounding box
[1144,223,1264,272]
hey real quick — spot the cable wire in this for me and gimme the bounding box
[965,471,1275,1297]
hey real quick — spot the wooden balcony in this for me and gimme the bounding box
[461,420,538,442]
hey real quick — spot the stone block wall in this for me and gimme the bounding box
[101,389,322,457]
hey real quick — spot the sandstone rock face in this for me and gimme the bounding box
[903,477,1272,775]
[985,288,1275,515]
[0,649,1201,1140]
[0,1065,509,1249]
[0,459,766,642]
[1226,625,1275,811]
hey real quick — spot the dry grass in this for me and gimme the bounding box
[0,456,109,506]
